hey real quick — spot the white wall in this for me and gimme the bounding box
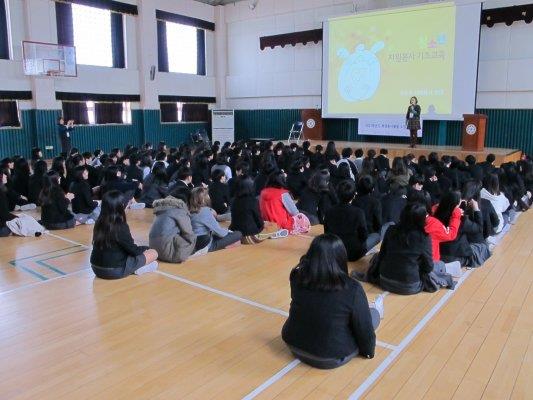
[218,0,533,110]
[0,0,216,110]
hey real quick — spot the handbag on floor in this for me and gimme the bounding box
[290,213,311,235]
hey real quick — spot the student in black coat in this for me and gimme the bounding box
[297,170,337,225]
[39,170,76,230]
[287,159,308,199]
[0,173,17,236]
[71,166,100,224]
[465,155,484,181]
[324,180,380,261]
[230,177,265,244]
[352,175,382,234]
[282,234,383,369]
[374,202,434,295]
[381,186,407,225]
[12,158,31,199]
[28,160,48,205]
[139,162,169,208]
[101,165,142,207]
[375,149,390,174]
[168,166,195,204]
[124,153,144,184]
[90,191,159,279]
[208,169,231,216]
[440,182,491,268]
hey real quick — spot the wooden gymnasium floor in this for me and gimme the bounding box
[0,208,532,400]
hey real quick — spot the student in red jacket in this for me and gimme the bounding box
[259,171,310,234]
[425,191,462,263]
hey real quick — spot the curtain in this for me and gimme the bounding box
[157,20,169,72]
[111,12,125,68]
[197,29,206,76]
[95,102,123,124]
[160,103,178,123]
[55,2,74,46]
[182,104,208,122]
[62,102,89,125]
[0,101,20,127]
[0,0,8,59]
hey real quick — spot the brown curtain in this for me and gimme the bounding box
[182,103,208,122]
[160,103,178,122]
[62,102,89,125]
[0,101,20,127]
[95,102,123,124]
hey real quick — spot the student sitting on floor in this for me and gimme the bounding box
[90,190,159,279]
[282,234,384,369]
[259,171,310,235]
[440,181,491,268]
[190,187,242,254]
[28,160,48,206]
[0,172,17,237]
[324,179,379,261]
[480,173,510,234]
[352,175,382,236]
[149,194,196,263]
[39,170,77,230]
[139,161,169,208]
[208,169,231,218]
[101,165,145,210]
[372,203,435,295]
[71,166,101,225]
[297,169,337,226]
[230,177,288,244]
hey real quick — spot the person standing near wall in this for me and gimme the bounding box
[406,97,421,148]
[57,117,74,156]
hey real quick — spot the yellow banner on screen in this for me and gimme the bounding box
[327,3,456,115]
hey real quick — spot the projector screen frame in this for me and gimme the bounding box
[321,2,483,122]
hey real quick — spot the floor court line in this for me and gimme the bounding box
[9,245,81,263]
[45,232,92,248]
[241,359,301,400]
[348,269,474,400]
[0,268,89,296]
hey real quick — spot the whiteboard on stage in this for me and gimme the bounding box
[212,110,235,144]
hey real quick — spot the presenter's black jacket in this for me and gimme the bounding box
[405,104,421,120]
[282,271,376,359]
[324,203,369,261]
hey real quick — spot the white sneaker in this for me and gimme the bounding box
[373,293,385,319]
[20,203,37,211]
[269,229,289,239]
[445,261,463,278]
[134,261,158,275]
[85,218,95,225]
[129,202,146,210]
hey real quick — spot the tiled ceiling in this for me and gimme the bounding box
[193,0,251,5]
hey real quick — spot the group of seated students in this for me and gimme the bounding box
[1,139,532,369]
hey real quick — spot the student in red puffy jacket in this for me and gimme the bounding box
[259,171,299,231]
[424,191,463,262]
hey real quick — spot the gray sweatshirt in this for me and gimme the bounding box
[191,207,229,237]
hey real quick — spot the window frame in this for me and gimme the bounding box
[159,102,209,124]
[62,100,132,126]
[0,100,22,129]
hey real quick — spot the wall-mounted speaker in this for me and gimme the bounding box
[150,65,156,81]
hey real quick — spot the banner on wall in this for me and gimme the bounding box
[358,115,422,137]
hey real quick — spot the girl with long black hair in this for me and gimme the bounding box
[39,170,76,230]
[90,190,158,279]
[282,234,384,369]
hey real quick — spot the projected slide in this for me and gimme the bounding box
[324,3,458,116]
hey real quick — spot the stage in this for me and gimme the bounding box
[308,141,522,165]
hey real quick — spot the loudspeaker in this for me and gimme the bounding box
[150,65,156,81]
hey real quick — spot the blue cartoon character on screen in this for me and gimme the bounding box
[337,41,385,102]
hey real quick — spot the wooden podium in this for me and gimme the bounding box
[301,109,324,140]
[462,114,487,152]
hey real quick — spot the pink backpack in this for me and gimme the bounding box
[290,213,311,235]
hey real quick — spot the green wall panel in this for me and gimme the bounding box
[142,109,208,148]
[0,110,35,159]
[234,109,533,155]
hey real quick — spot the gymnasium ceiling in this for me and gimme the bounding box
[193,0,250,5]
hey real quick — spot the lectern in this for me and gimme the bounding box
[462,114,487,152]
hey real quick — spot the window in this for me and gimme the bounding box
[160,102,208,123]
[0,0,9,60]
[166,22,198,74]
[0,101,20,128]
[63,101,131,125]
[72,4,112,67]
[56,2,125,68]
